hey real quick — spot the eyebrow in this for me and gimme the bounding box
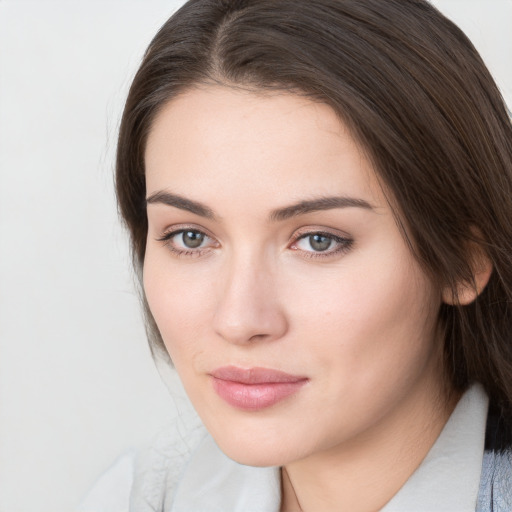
[146,191,216,219]
[269,196,374,221]
[146,191,373,221]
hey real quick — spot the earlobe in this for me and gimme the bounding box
[442,242,493,306]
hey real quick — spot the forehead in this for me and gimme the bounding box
[144,86,384,211]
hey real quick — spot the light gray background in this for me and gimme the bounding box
[0,1,511,511]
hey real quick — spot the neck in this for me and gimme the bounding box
[280,374,458,512]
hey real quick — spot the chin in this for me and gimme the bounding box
[219,443,288,468]
[210,426,301,468]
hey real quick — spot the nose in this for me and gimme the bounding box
[212,255,288,345]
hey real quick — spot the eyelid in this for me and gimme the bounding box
[290,225,352,242]
[157,223,216,241]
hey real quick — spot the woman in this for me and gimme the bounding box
[82,0,512,510]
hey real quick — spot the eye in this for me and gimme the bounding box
[298,234,335,252]
[174,230,207,249]
[157,227,218,256]
[290,230,353,258]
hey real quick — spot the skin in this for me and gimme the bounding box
[143,85,456,512]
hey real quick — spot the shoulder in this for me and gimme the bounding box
[477,411,512,512]
[477,449,512,512]
[76,415,207,512]
[76,450,135,512]
[130,418,208,512]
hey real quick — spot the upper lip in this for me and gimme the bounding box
[210,366,307,384]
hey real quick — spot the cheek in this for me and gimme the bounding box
[279,250,442,445]
[288,246,440,386]
[142,248,215,363]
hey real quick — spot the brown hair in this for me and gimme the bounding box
[116,0,512,434]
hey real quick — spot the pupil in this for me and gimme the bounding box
[183,231,204,248]
[310,234,331,252]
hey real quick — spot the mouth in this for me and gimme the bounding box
[210,366,308,411]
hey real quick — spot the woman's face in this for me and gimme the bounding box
[143,86,445,467]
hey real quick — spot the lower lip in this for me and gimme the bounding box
[211,378,307,410]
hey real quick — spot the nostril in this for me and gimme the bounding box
[213,306,288,345]
[248,333,269,342]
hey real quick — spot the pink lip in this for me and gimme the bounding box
[210,366,308,411]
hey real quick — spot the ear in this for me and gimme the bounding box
[442,238,493,306]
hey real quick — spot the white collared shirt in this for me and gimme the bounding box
[78,383,489,512]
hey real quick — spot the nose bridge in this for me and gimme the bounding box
[213,248,288,344]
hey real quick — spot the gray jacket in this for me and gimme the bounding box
[477,414,512,512]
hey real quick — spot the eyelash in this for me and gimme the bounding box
[157,227,353,260]
[156,227,218,258]
[290,231,353,259]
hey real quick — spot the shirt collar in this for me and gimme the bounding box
[169,435,281,512]
[170,383,488,512]
[381,382,488,512]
